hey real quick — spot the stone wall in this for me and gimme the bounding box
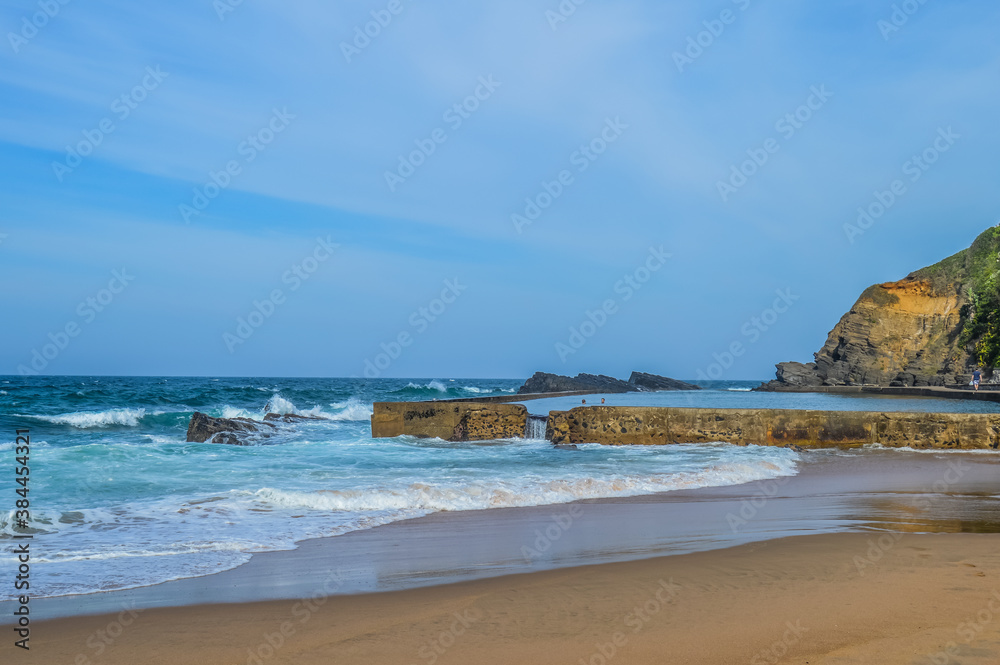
[372,402,1000,449]
[371,402,528,441]
[544,406,1000,450]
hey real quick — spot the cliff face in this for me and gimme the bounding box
[765,226,1000,388]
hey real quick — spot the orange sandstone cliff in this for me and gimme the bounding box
[763,226,1000,388]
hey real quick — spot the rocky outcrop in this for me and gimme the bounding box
[186,411,328,445]
[627,372,701,391]
[761,227,1000,389]
[518,371,700,395]
[518,372,635,395]
[186,412,277,445]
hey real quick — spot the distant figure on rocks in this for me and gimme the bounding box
[973,368,982,391]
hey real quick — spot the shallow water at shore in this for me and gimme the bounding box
[10,447,998,620]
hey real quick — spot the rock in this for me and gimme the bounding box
[186,412,276,445]
[757,362,825,390]
[758,227,1000,389]
[263,412,327,423]
[627,372,701,391]
[517,372,636,395]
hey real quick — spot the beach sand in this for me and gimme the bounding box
[19,532,1000,664]
[9,449,1000,664]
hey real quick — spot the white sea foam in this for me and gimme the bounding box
[20,408,146,428]
[219,406,260,420]
[264,394,327,418]
[246,459,798,515]
[265,394,299,415]
[406,380,449,392]
[727,388,752,392]
[328,398,373,421]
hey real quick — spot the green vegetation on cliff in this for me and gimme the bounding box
[915,226,1000,368]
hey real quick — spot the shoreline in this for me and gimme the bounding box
[15,531,1000,665]
[8,447,999,621]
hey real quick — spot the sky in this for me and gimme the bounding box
[1,0,998,380]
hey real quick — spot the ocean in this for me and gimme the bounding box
[2,376,997,601]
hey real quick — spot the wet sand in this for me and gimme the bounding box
[15,532,1000,664]
[6,449,1000,663]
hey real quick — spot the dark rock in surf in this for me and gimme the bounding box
[186,412,276,445]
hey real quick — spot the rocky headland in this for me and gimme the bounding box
[760,226,1000,389]
[518,371,700,395]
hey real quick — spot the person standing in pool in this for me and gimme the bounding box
[973,368,982,391]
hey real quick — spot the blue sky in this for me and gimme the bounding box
[2,0,998,379]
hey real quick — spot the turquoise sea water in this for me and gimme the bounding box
[1,376,996,600]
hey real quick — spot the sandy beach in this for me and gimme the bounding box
[18,531,1000,665]
[5,448,999,664]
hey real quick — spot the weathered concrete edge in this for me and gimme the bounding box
[373,401,1000,449]
[759,384,1000,403]
[372,401,528,441]
[546,406,1000,450]
[433,390,607,404]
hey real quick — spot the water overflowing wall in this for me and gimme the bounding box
[524,415,547,439]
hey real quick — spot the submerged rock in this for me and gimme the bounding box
[262,412,328,423]
[186,411,328,445]
[186,412,276,445]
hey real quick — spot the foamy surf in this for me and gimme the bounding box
[17,408,147,428]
